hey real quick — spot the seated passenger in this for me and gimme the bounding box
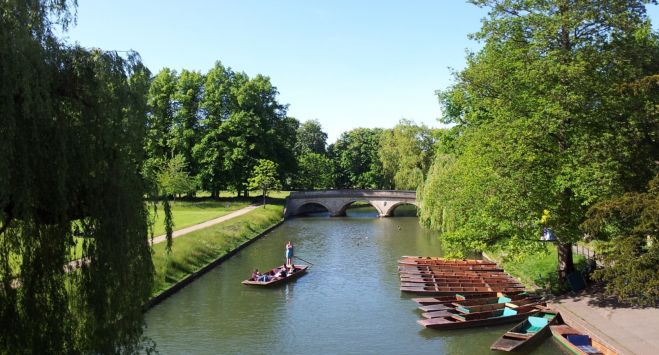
[258,273,271,282]
[278,267,287,278]
[251,269,260,281]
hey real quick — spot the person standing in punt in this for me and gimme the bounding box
[285,241,294,266]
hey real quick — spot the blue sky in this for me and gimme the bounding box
[60,1,659,143]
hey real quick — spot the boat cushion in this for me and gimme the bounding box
[567,334,592,346]
[502,307,517,316]
[576,345,603,354]
[525,316,548,333]
[456,306,470,313]
[497,296,512,303]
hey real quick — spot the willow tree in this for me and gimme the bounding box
[379,119,437,190]
[1,1,155,352]
[420,0,658,281]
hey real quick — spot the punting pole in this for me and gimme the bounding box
[294,255,314,266]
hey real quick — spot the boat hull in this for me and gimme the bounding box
[242,265,308,286]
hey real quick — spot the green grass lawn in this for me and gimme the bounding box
[149,199,252,237]
[67,194,273,261]
[151,204,283,296]
[485,244,586,293]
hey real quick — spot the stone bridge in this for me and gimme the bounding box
[284,190,417,218]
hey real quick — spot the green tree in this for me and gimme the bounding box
[173,69,204,183]
[379,119,437,190]
[145,68,178,164]
[295,119,328,156]
[194,62,238,197]
[157,154,198,198]
[420,0,658,281]
[296,153,335,190]
[1,1,154,352]
[582,174,659,306]
[329,128,386,189]
[248,159,282,207]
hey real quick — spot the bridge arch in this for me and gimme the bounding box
[382,201,419,217]
[295,201,331,216]
[336,200,385,217]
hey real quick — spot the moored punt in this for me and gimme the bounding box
[400,281,524,289]
[401,285,526,295]
[400,273,517,282]
[490,308,561,352]
[400,278,521,286]
[421,299,542,319]
[241,264,308,286]
[418,293,536,311]
[399,264,504,272]
[400,256,496,264]
[398,258,498,266]
[550,323,617,355]
[411,292,503,305]
[417,305,540,330]
[398,268,512,278]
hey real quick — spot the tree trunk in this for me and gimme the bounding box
[211,189,219,199]
[557,242,575,281]
[262,188,266,208]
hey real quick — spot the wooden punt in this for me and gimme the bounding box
[400,281,524,289]
[400,278,521,286]
[417,305,540,330]
[421,299,542,319]
[490,308,561,352]
[418,294,534,311]
[550,323,617,355]
[398,259,498,266]
[400,274,515,282]
[398,270,514,279]
[400,256,496,264]
[401,285,526,295]
[241,264,308,286]
[399,264,503,272]
[411,292,503,305]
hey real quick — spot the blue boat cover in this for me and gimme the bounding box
[525,316,548,333]
[502,307,517,316]
[567,334,592,346]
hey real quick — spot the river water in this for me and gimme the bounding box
[144,207,564,354]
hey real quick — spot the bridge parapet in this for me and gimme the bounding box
[285,189,417,218]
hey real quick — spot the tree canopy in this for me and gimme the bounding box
[379,120,437,190]
[248,159,282,207]
[329,128,387,189]
[420,0,659,281]
[295,119,328,156]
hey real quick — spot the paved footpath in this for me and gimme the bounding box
[65,204,261,271]
[150,204,260,244]
[549,286,659,355]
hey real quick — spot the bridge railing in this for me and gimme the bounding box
[288,189,416,199]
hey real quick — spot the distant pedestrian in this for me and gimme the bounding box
[286,241,294,266]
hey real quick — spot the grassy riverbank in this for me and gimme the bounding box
[485,245,586,293]
[149,199,252,237]
[150,204,284,296]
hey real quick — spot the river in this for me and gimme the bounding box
[144,206,564,354]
